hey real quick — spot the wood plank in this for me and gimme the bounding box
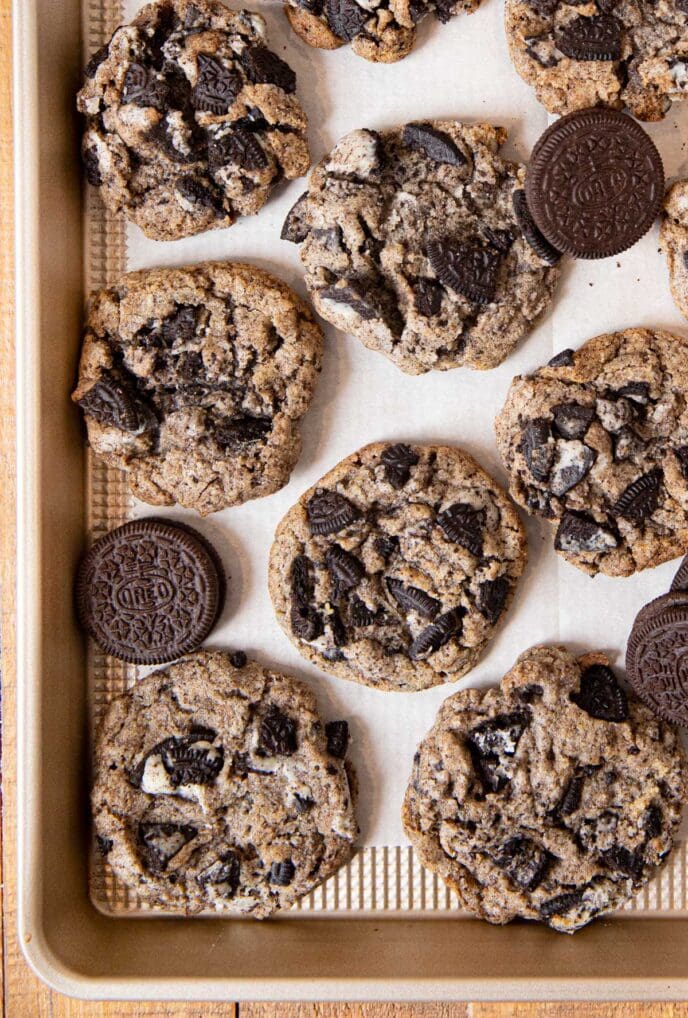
[241,1008,467,1018]
[240,1007,687,1018]
[474,1007,688,1018]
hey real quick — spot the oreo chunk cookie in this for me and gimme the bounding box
[505,0,688,122]
[284,0,482,64]
[269,442,527,692]
[524,109,663,260]
[92,651,358,915]
[282,121,562,375]
[496,328,688,577]
[403,645,686,933]
[72,262,323,515]
[77,0,309,241]
[661,180,688,324]
[626,556,688,727]
[76,518,225,663]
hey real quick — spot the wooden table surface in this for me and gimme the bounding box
[0,4,687,1016]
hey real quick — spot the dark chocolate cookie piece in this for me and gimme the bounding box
[402,123,466,167]
[556,15,622,62]
[325,0,369,40]
[512,190,561,266]
[428,238,502,305]
[76,518,225,664]
[525,109,664,259]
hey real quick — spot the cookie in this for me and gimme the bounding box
[76,518,225,664]
[402,645,686,933]
[525,109,664,259]
[505,2,688,122]
[495,329,688,577]
[268,442,527,692]
[660,181,688,321]
[92,650,358,916]
[72,262,324,516]
[626,557,688,727]
[284,0,481,63]
[77,0,309,241]
[281,122,562,375]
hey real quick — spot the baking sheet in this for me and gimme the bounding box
[87,0,688,916]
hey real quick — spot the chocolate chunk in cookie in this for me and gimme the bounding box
[556,15,622,61]
[380,444,420,489]
[428,238,501,306]
[402,123,466,166]
[512,190,561,266]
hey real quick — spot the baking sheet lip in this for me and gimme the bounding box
[12,0,688,999]
[12,951,688,1006]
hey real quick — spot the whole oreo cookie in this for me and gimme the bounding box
[525,109,664,259]
[76,519,225,664]
[626,557,688,726]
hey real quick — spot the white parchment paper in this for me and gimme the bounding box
[123,0,688,846]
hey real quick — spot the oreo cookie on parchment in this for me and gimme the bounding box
[626,556,688,727]
[76,518,226,664]
[524,108,664,260]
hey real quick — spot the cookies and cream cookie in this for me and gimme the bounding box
[93,651,358,916]
[269,442,527,692]
[284,0,482,64]
[496,329,688,576]
[78,0,310,240]
[282,121,562,375]
[72,262,323,515]
[505,1,688,122]
[403,645,686,933]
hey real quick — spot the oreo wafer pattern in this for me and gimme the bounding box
[626,556,688,727]
[76,518,225,664]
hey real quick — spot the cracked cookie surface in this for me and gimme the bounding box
[72,261,323,516]
[402,645,686,933]
[661,181,688,321]
[92,650,358,916]
[505,0,688,121]
[496,329,688,577]
[269,443,528,692]
[282,122,562,375]
[77,0,310,241]
[283,0,481,63]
